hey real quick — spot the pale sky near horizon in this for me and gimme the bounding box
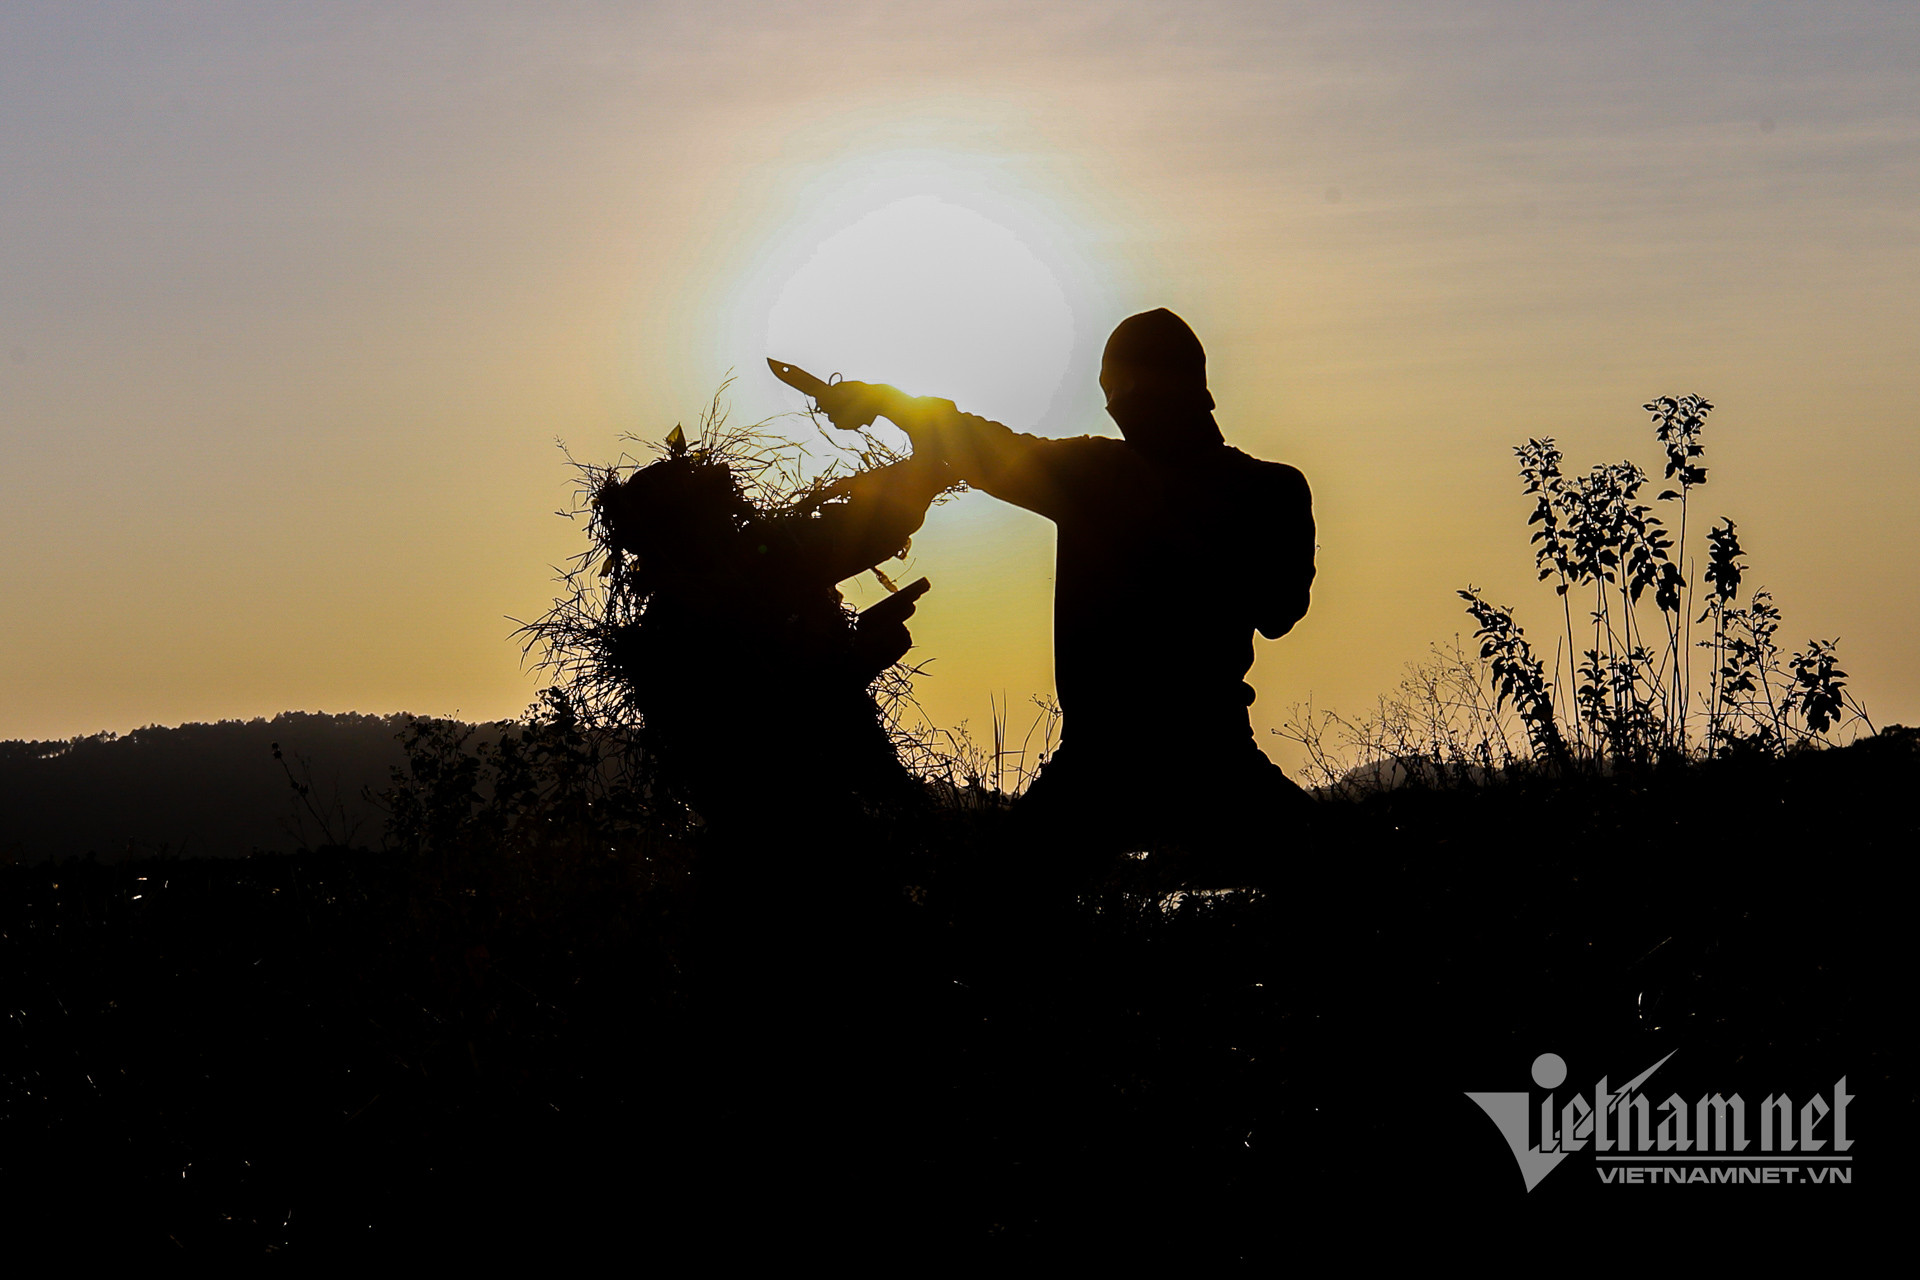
[4,2,1917,765]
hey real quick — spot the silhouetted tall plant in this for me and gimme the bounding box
[1699,516,1745,756]
[1648,395,1711,739]
[1789,640,1853,736]
[1516,438,1583,751]
[1458,589,1567,765]
[1475,395,1870,767]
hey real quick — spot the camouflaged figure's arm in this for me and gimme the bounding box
[802,453,950,588]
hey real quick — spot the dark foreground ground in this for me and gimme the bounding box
[3,731,1914,1260]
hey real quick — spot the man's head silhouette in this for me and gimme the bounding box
[1099,309,1221,458]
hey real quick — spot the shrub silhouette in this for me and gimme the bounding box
[1283,394,1873,789]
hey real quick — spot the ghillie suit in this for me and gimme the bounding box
[524,419,955,1198]
[535,418,951,846]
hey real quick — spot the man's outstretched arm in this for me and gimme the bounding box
[817,382,1106,522]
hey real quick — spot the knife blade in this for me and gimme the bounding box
[768,358,830,401]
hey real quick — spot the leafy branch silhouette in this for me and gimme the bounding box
[1282,393,1873,791]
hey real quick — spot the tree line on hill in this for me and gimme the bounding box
[0,712,455,864]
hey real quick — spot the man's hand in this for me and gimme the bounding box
[814,380,906,432]
[771,361,955,448]
[815,380,964,448]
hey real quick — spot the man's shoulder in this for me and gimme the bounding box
[1028,432,1142,471]
[1219,446,1310,496]
[1051,432,1131,454]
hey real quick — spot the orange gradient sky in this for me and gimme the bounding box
[4,3,1917,764]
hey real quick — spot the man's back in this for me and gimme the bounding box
[1058,440,1312,746]
[807,307,1317,839]
[910,407,1314,757]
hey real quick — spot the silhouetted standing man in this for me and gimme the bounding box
[821,309,1316,846]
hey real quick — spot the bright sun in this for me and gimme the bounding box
[765,195,1075,430]
[729,155,1120,438]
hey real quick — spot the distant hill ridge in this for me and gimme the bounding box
[0,712,477,864]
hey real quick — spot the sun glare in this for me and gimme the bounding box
[766,195,1073,429]
[727,152,1122,438]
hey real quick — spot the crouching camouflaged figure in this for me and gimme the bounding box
[593,440,948,839]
